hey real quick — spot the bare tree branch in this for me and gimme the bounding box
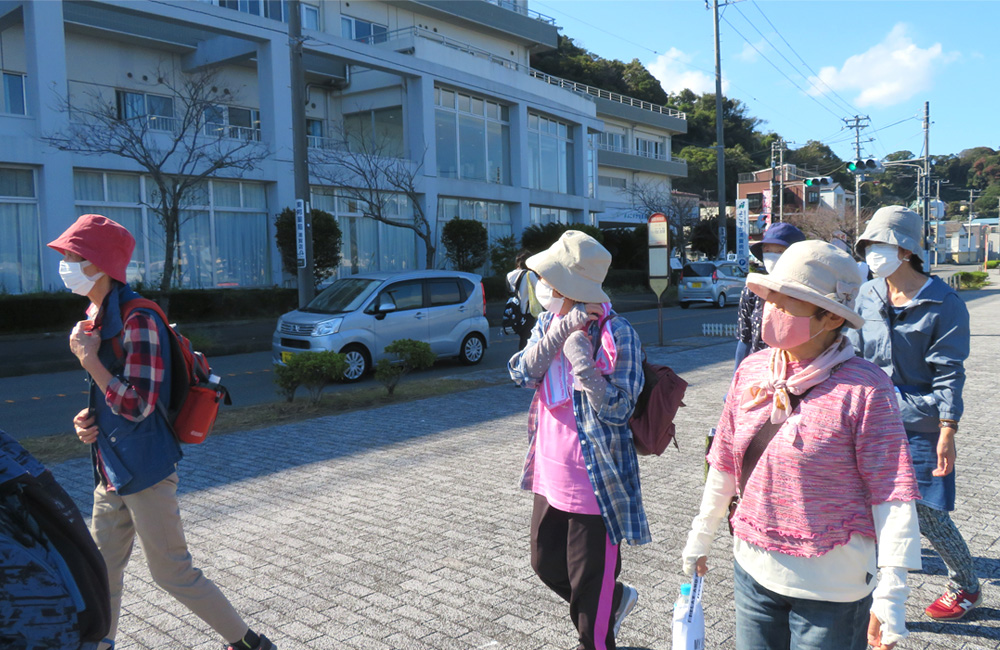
[625,180,701,261]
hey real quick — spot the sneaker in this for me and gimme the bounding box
[224,634,276,650]
[613,584,639,637]
[924,588,982,621]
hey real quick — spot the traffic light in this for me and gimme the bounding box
[804,177,832,187]
[847,158,883,174]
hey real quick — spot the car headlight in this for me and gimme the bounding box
[312,318,343,337]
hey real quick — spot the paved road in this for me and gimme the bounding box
[1,302,742,440]
[42,283,1000,649]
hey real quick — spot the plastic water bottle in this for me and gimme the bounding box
[672,577,705,650]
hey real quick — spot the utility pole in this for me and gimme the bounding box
[966,188,982,259]
[844,115,870,246]
[711,0,727,258]
[922,101,931,270]
[290,0,315,307]
[778,142,785,223]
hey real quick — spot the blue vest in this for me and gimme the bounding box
[89,285,182,495]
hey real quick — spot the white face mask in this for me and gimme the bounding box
[59,260,104,296]
[535,281,565,314]
[762,252,781,274]
[866,244,904,278]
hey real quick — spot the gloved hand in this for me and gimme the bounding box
[563,330,609,413]
[519,305,592,378]
[869,567,909,648]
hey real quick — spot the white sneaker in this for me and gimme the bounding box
[613,584,638,637]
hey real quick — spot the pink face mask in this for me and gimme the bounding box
[761,301,823,350]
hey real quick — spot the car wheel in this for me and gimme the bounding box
[340,344,370,382]
[460,333,486,365]
[679,302,690,309]
[715,293,727,308]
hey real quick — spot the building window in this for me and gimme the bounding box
[437,198,511,273]
[597,131,625,153]
[0,167,40,294]
[341,16,387,43]
[528,113,573,194]
[747,193,763,211]
[204,105,261,141]
[806,190,819,204]
[2,72,25,115]
[73,172,270,289]
[635,135,666,160]
[598,175,627,190]
[115,90,175,131]
[530,206,572,225]
[435,88,509,184]
[343,106,403,157]
[214,0,319,28]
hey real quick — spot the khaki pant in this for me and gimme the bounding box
[90,472,248,643]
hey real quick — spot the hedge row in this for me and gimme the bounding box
[0,288,298,334]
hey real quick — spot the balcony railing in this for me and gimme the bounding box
[307,135,346,151]
[368,26,526,73]
[482,0,557,25]
[204,123,262,142]
[529,69,687,120]
[596,141,671,162]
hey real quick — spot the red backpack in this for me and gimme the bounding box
[117,299,231,444]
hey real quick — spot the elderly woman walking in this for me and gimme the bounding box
[509,231,647,650]
[683,241,922,650]
[849,205,980,620]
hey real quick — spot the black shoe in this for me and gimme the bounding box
[224,634,275,650]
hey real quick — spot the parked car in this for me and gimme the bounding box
[272,270,489,381]
[677,260,747,308]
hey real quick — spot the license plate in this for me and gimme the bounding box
[691,282,703,288]
[281,351,296,364]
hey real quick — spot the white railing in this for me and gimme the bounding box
[204,123,262,142]
[529,69,687,120]
[482,0,557,24]
[307,135,346,151]
[596,141,682,164]
[370,26,526,73]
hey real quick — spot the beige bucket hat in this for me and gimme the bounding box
[855,205,924,261]
[747,240,865,329]
[527,230,612,303]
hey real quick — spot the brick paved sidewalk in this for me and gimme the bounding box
[51,287,1000,650]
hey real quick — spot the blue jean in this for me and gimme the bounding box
[733,561,872,650]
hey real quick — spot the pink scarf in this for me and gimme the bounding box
[540,304,617,408]
[740,336,856,423]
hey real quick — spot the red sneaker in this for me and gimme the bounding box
[924,588,982,621]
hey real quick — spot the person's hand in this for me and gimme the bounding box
[69,320,100,369]
[73,407,98,445]
[582,303,603,320]
[695,556,708,577]
[933,427,956,477]
[563,330,594,371]
[867,611,898,650]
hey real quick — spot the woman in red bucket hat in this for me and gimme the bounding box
[48,214,276,650]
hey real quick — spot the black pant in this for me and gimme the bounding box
[530,494,622,650]
[517,314,538,350]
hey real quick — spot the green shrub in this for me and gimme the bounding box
[375,338,435,397]
[987,260,999,269]
[955,271,990,290]
[274,350,348,404]
[489,235,520,276]
[520,222,604,253]
[441,217,489,272]
[274,207,343,287]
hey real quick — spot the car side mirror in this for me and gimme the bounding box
[377,295,397,313]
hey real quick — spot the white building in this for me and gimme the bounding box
[0,0,686,294]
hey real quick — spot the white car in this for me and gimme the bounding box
[272,270,489,381]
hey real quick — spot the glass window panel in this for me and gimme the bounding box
[564,141,574,193]
[380,220,416,271]
[435,109,458,179]
[354,20,371,41]
[177,210,213,288]
[306,118,323,137]
[381,280,423,310]
[0,168,34,197]
[486,121,507,185]
[457,94,471,113]
[528,113,538,130]
[500,105,509,121]
[458,114,486,181]
[310,189,336,213]
[228,107,252,128]
[302,4,319,30]
[239,0,261,15]
[434,87,440,106]
[213,180,242,207]
[540,135,558,192]
[0,202,40,293]
[215,211,269,286]
[440,89,454,109]
[486,102,499,120]
[146,94,173,118]
[117,91,145,120]
[471,97,484,116]
[373,106,404,157]
[106,174,140,203]
[558,123,568,138]
[527,134,540,190]
[73,171,104,201]
[3,73,25,115]
[341,16,353,38]
[372,24,387,44]
[265,0,283,19]
[242,183,267,209]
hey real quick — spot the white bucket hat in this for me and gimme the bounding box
[855,205,924,261]
[527,230,611,303]
[747,240,865,329]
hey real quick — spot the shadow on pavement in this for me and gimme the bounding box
[908,611,1000,640]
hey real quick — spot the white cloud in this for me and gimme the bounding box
[808,24,958,108]
[737,39,769,63]
[647,47,727,95]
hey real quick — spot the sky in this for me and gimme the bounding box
[531,0,1000,164]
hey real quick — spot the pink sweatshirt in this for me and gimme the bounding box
[533,400,600,515]
[708,354,920,557]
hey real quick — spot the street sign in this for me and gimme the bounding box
[736,198,750,272]
[648,212,670,346]
[295,199,308,269]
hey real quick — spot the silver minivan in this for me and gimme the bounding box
[272,270,490,380]
[677,260,747,308]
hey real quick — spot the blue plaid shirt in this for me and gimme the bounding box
[509,311,650,546]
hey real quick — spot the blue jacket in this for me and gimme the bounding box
[847,275,968,433]
[89,284,182,495]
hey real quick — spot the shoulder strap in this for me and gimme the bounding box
[737,386,814,496]
[512,270,527,297]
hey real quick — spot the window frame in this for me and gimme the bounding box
[341,15,388,44]
[2,72,26,116]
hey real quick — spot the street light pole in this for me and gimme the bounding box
[290,0,314,307]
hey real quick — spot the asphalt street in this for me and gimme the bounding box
[39,282,1000,650]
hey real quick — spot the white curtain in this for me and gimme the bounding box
[215,211,269,286]
[0,202,40,293]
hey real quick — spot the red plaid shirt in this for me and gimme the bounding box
[88,304,165,422]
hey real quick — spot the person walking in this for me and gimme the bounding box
[507,250,543,350]
[683,240,922,650]
[508,231,647,650]
[48,214,276,650]
[734,223,806,370]
[848,205,981,621]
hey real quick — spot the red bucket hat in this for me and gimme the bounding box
[48,214,136,284]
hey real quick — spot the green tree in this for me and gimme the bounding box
[273,350,348,404]
[274,208,343,287]
[786,140,849,188]
[520,222,604,254]
[489,235,520,276]
[374,338,435,397]
[689,216,736,258]
[441,217,488,272]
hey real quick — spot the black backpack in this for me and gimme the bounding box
[0,462,111,644]
[501,270,529,335]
